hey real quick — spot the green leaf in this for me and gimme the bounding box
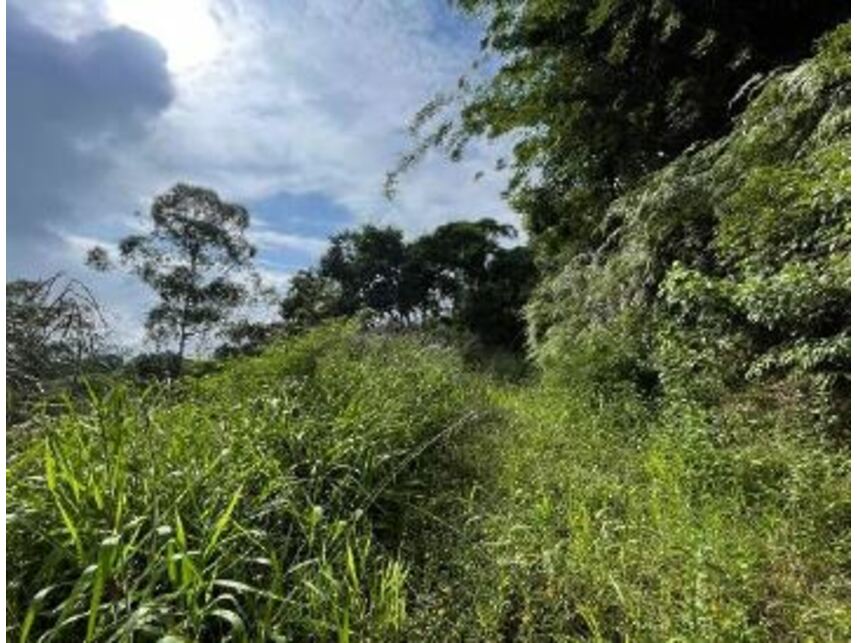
[204,486,243,559]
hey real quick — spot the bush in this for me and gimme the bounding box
[527,26,850,431]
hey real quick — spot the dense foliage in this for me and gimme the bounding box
[7,324,849,640]
[393,0,847,264]
[528,26,850,431]
[410,383,849,640]
[7,324,492,640]
[389,2,850,432]
[281,219,536,349]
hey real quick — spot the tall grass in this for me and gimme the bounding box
[7,322,489,641]
[405,384,850,640]
[7,323,849,640]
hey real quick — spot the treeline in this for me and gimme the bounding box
[7,185,536,419]
[225,217,536,357]
[279,218,535,345]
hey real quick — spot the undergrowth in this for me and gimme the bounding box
[7,322,491,641]
[409,384,849,640]
[7,323,849,641]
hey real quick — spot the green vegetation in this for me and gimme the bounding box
[7,3,850,641]
[391,0,847,265]
[424,384,848,640]
[7,323,490,640]
[87,183,260,368]
[6,274,113,423]
[7,323,849,640]
[281,218,536,349]
[528,25,851,433]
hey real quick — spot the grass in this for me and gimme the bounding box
[7,323,492,641]
[6,323,850,641]
[412,385,849,640]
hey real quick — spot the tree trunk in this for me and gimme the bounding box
[175,247,200,375]
[176,322,187,374]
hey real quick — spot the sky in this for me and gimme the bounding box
[7,0,515,348]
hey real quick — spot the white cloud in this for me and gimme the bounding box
[249,228,329,257]
[105,0,222,72]
[104,0,516,231]
[58,232,117,258]
[255,265,295,291]
[10,0,518,349]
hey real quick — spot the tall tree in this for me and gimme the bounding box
[410,219,536,347]
[319,226,408,319]
[390,0,848,264]
[88,183,257,366]
[279,219,536,349]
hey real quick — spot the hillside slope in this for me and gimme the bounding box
[529,25,850,433]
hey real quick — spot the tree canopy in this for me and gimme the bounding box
[280,219,536,348]
[392,0,848,264]
[88,183,258,366]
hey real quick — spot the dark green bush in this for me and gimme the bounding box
[527,25,850,430]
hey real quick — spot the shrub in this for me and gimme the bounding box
[527,26,850,431]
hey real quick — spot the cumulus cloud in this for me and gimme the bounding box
[7,5,174,275]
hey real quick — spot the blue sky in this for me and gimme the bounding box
[7,0,514,347]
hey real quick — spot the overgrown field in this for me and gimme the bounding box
[6,3,852,641]
[7,324,850,641]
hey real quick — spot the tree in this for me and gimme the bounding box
[465,245,537,348]
[280,269,343,331]
[279,219,537,349]
[410,219,536,347]
[319,225,409,319]
[88,183,257,367]
[6,273,108,418]
[214,320,284,358]
[390,0,848,265]
[385,0,848,420]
